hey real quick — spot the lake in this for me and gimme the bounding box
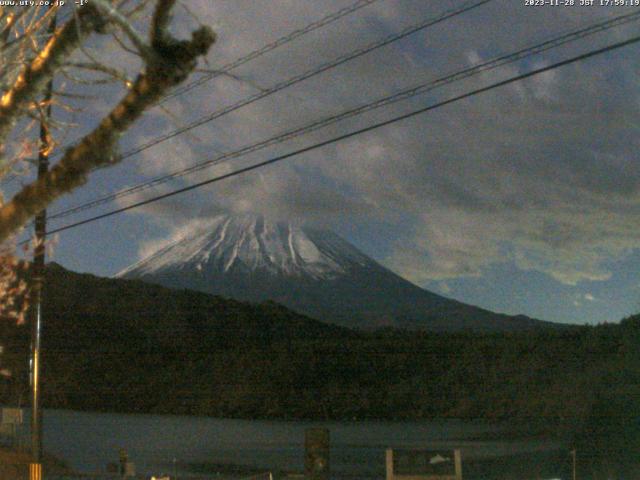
[12,409,570,479]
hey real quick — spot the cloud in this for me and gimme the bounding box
[136,217,211,260]
[96,1,640,286]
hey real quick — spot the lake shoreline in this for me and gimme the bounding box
[29,408,575,479]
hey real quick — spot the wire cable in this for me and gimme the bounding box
[0,0,382,187]
[116,0,493,162]
[160,0,382,104]
[6,0,491,190]
[31,32,640,241]
[46,9,640,221]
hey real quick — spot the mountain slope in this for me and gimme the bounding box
[35,263,358,415]
[1,263,614,427]
[119,215,556,332]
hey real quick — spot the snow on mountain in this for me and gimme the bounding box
[119,214,557,332]
[118,214,371,281]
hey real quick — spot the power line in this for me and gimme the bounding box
[0,0,382,187]
[9,0,491,191]
[114,0,494,161]
[160,0,382,104]
[47,9,640,222]
[33,32,640,241]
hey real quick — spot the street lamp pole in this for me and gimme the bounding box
[30,8,56,467]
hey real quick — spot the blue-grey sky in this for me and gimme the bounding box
[9,0,640,325]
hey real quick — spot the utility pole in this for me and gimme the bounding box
[30,7,56,475]
[570,449,577,480]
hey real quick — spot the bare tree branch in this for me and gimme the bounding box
[0,7,107,163]
[0,3,215,242]
[91,0,155,61]
[64,61,132,86]
[151,0,176,46]
[111,30,143,58]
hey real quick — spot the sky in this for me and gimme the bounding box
[6,0,640,326]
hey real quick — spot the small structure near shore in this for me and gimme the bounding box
[0,407,23,449]
[386,449,463,480]
[305,428,330,480]
[0,447,71,480]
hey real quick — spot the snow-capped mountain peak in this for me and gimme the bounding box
[118,214,371,281]
[119,213,554,332]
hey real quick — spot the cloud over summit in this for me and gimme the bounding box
[103,1,640,288]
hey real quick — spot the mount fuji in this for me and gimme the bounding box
[118,214,555,331]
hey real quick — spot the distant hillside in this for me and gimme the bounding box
[34,263,358,415]
[0,263,637,476]
[0,262,356,413]
[43,261,353,347]
[1,263,637,459]
[119,214,558,332]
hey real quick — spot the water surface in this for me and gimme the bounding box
[25,409,567,478]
